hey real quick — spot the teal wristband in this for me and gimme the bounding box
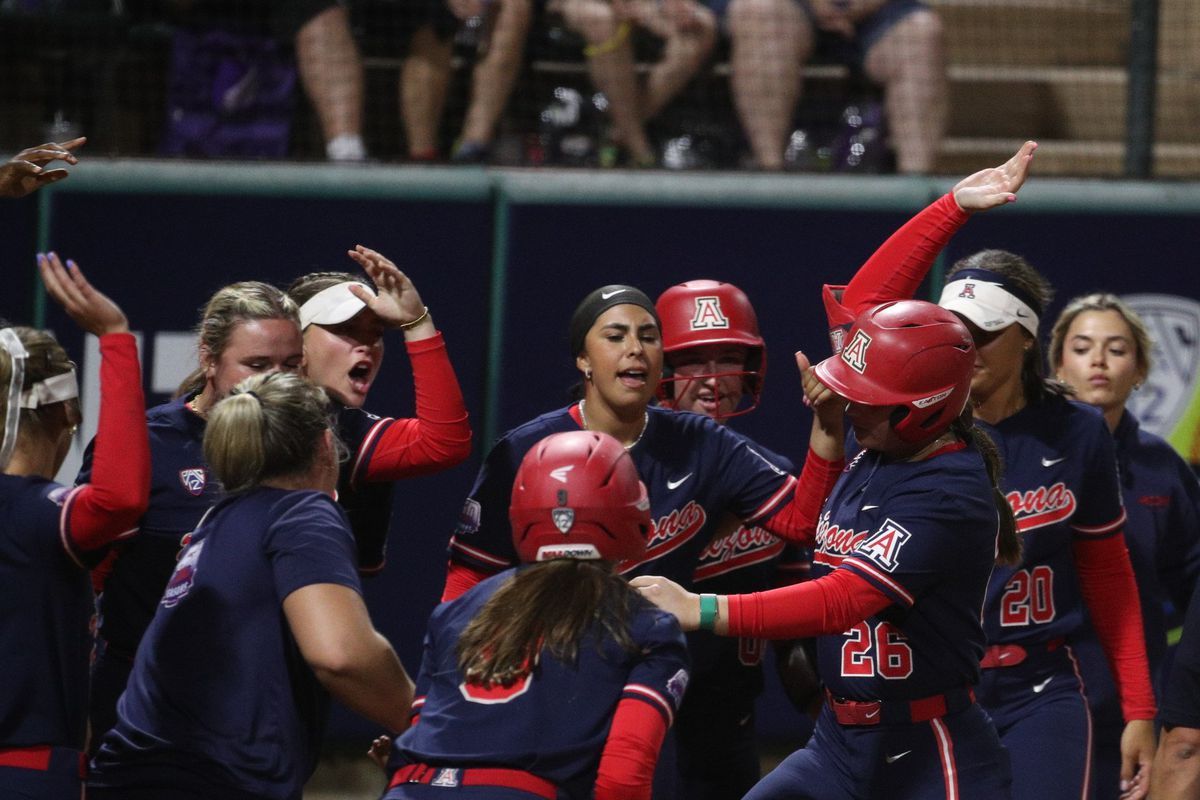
[698,594,718,631]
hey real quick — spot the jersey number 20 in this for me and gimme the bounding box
[1000,565,1056,626]
[840,621,913,679]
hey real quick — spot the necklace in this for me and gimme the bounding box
[579,399,648,451]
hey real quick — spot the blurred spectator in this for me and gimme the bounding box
[0,138,83,198]
[400,0,532,163]
[163,0,366,160]
[720,0,945,173]
[557,0,716,166]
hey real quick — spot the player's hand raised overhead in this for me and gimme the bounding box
[0,137,85,198]
[953,140,1037,212]
[38,252,129,336]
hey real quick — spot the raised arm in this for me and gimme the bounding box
[0,138,86,198]
[39,253,149,560]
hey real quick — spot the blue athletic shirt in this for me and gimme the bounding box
[0,475,101,749]
[390,569,689,799]
[88,489,361,800]
[449,404,796,590]
[812,435,1000,700]
[976,395,1126,646]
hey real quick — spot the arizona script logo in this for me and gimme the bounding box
[813,510,871,567]
[693,524,784,581]
[1006,481,1076,531]
[621,501,708,571]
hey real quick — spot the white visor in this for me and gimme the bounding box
[939,278,1039,337]
[298,282,376,330]
[20,370,79,408]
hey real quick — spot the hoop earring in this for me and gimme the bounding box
[585,369,593,381]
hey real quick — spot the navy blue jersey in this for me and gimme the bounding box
[449,404,795,590]
[812,437,1000,700]
[333,402,397,573]
[1161,583,1200,730]
[976,395,1126,647]
[81,397,214,656]
[88,489,361,800]
[391,569,689,799]
[0,475,99,749]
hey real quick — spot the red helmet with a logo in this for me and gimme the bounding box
[509,431,651,563]
[813,300,974,443]
[655,280,766,419]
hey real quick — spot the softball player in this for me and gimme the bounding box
[938,252,1157,800]
[286,245,472,574]
[1048,294,1200,799]
[384,431,688,800]
[443,284,818,605]
[635,300,1019,799]
[81,279,304,750]
[1151,583,1200,798]
[88,372,414,800]
[0,254,148,798]
[656,279,818,799]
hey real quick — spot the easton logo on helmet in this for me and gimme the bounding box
[841,330,872,374]
[690,296,730,330]
[912,388,954,409]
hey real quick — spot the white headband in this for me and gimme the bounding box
[939,277,1040,337]
[298,282,376,330]
[20,370,79,409]
[0,328,28,469]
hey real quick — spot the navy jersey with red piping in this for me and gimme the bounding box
[0,477,97,749]
[81,396,214,657]
[812,435,1000,700]
[88,489,361,800]
[333,402,396,573]
[389,568,689,799]
[448,404,796,588]
[976,395,1127,646]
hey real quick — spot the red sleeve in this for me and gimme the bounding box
[361,333,472,483]
[61,333,149,558]
[824,193,970,336]
[1072,533,1158,721]
[762,448,844,546]
[594,698,669,800]
[441,560,493,602]
[726,567,892,639]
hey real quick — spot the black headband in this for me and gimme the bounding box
[568,285,660,356]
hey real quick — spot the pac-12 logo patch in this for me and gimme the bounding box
[1124,294,1200,457]
[162,539,204,607]
[690,296,730,330]
[179,468,206,496]
[552,507,575,533]
[841,330,872,374]
[666,668,689,705]
[453,498,481,536]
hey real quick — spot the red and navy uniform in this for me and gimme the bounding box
[1072,410,1200,800]
[82,395,216,750]
[447,404,796,588]
[87,489,361,800]
[736,435,1011,799]
[384,569,690,800]
[975,396,1155,799]
[0,334,147,798]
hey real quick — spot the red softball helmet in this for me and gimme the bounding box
[655,280,766,420]
[510,431,651,563]
[813,300,975,443]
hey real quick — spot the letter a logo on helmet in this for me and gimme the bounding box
[690,296,730,330]
[841,330,872,374]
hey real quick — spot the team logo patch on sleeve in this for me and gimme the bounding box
[841,330,872,374]
[666,668,689,705]
[453,498,482,536]
[179,468,207,496]
[858,519,912,573]
[690,296,730,330]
